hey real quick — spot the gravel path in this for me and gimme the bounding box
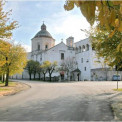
[0,80,122,121]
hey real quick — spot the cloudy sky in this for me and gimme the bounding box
[5,0,90,52]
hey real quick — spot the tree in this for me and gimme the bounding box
[40,61,49,81]
[64,1,122,32]
[90,25,122,69]
[0,0,18,86]
[64,0,122,69]
[0,41,27,86]
[59,57,77,81]
[47,61,57,82]
[0,40,11,82]
[0,0,18,40]
[33,61,40,80]
[26,60,35,80]
[41,61,57,81]
[36,66,42,80]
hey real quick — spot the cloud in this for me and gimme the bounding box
[13,41,31,52]
[44,10,90,43]
[54,14,90,41]
[22,44,31,52]
[4,1,90,50]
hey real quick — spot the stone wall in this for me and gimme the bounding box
[91,68,122,81]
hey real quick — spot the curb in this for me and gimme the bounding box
[1,82,31,97]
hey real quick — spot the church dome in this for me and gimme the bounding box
[34,23,52,38]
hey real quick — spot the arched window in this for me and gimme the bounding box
[86,44,89,51]
[45,44,48,50]
[38,44,40,50]
[82,45,85,52]
[79,46,81,53]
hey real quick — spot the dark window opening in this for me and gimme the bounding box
[81,58,83,63]
[84,67,86,71]
[92,46,95,50]
[45,45,48,49]
[61,53,64,60]
[38,44,40,50]
[86,44,89,51]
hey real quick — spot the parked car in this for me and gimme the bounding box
[112,75,121,81]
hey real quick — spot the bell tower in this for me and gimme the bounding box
[66,36,74,47]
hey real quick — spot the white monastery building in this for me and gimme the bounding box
[13,23,122,81]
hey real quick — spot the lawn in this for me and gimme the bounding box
[0,88,11,91]
[0,81,17,95]
[113,88,122,92]
[0,81,17,87]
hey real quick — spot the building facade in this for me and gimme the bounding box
[12,23,122,81]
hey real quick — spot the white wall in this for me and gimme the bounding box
[31,37,55,52]
[75,38,92,81]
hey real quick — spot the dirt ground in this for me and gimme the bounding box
[0,80,122,121]
[0,81,30,97]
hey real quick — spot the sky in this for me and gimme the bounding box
[5,0,90,52]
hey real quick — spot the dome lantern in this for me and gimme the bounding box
[41,22,46,30]
[34,22,53,38]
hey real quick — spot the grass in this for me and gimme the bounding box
[0,81,17,95]
[113,88,122,91]
[0,81,17,87]
[0,88,11,91]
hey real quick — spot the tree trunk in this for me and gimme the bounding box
[38,73,40,80]
[29,74,31,80]
[117,70,119,89]
[44,73,45,81]
[2,74,5,83]
[34,74,35,80]
[5,68,9,86]
[49,73,51,82]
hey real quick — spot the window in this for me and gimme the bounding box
[81,58,83,63]
[82,45,85,52]
[38,44,40,50]
[86,44,89,51]
[86,59,89,62]
[45,45,48,49]
[84,67,86,71]
[79,46,81,53]
[92,46,95,50]
[61,53,64,60]
[40,58,42,61]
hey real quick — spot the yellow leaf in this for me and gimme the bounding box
[118,21,122,32]
[115,19,119,27]
[120,4,122,14]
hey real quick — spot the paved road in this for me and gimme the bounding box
[0,80,122,121]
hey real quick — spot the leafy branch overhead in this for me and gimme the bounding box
[64,1,122,32]
[0,0,18,40]
[64,0,122,69]
[0,0,21,86]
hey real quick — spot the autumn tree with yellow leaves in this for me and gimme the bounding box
[91,25,122,69]
[0,41,27,86]
[64,0,122,69]
[41,61,57,81]
[0,0,26,86]
[0,0,18,40]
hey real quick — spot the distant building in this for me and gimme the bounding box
[12,23,122,81]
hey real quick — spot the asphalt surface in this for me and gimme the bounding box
[0,80,122,121]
